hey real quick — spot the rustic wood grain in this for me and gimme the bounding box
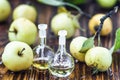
[0,0,120,80]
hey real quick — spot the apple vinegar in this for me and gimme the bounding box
[32,24,54,70]
[48,30,74,77]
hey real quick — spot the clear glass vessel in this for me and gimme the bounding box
[48,30,74,77]
[32,24,54,70]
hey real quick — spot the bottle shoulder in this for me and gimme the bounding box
[33,45,54,54]
[33,45,53,50]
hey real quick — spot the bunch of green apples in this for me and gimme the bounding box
[3,17,38,72]
[70,36,112,72]
[70,9,118,71]
[0,2,38,45]
[70,26,120,72]
[1,3,38,72]
[7,3,38,45]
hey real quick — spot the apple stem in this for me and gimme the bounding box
[94,6,118,39]
[97,33,102,46]
[109,45,114,55]
[18,48,25,56]
[92,67,99,75]
[107,68,113,77]
[9,28,18,34]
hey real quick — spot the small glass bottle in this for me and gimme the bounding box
[48,30,74,77]
[32,24,54,70]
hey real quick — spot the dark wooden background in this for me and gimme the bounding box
[0,0,120,80]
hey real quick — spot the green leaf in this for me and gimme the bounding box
[64,0,86,5]
[113,28,120,52]
[37,0,85,16]
[80,37,94,53]
[37,0,65,6]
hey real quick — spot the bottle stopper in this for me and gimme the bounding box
[38,24,47,38]
[58,30,67,45]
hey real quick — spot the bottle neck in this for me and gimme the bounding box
[40,37,46,46]
[58,44,66,54]
[58,36,66,54]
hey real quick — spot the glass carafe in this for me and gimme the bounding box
[48,30,74,77]
[32,24,54,70]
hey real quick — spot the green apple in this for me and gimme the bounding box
[8,18,37,45]
[85,47,112,71]
[13,4,37,22]
[70,36,87,62]
[97,0,117,8]
[0,0,11,22]
[51,12,80,39]
[2,41,33,72]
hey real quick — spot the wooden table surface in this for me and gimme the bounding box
[0,0,120,80]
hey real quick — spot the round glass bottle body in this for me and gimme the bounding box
[32,24,54,70]
[49,47,74,77]
[48,30,74,77]
[33,44,54,70]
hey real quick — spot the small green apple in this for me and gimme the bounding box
[97,0,117,8]
[2,41,33,72]
[13,4,37,22]
[8,18,37,45]
[0,0,11,22]
[51,12,80,39]
[70,36,87,62]
[85,47,112,71]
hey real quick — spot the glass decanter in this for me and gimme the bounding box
[32,24,54,70]
[48,30,75,77]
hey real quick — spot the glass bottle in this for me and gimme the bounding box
[32,24,54,70]
[48,30,74,77]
